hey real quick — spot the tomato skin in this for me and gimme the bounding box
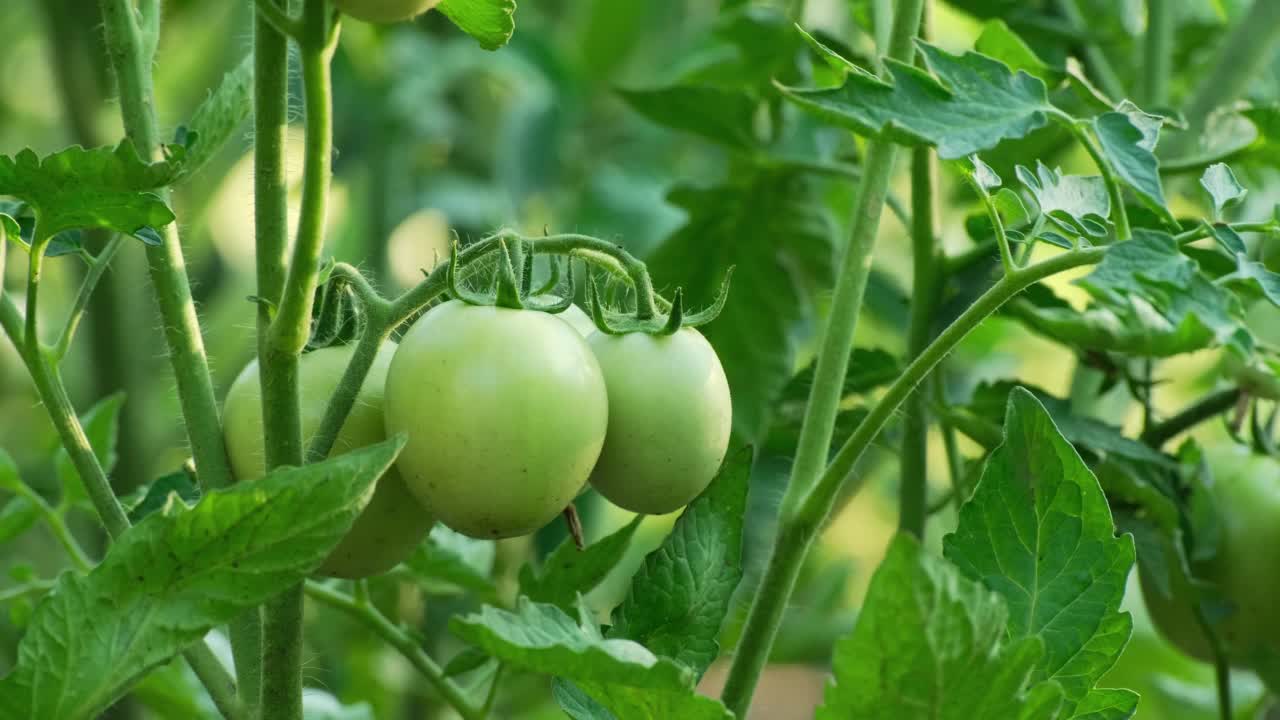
[222,343,434,579]
[586,328,731,514]
[332,0,442,23]
[384,300,609,538]
[556,303,595,337]
[1141,445,1280,665]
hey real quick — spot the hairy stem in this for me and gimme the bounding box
[720,1,926,714]
[1141,387,1242,448]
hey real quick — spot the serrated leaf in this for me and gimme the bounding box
[1199,163,1246,219]
[969,155,1002,191]
[974,20,1062,86]
[608,447,750,676]
[0,142,177,241]
[1016,162,1111,239]
[436,0,515,51]
[178,54,252,180]
[451,599,731,720]
[943,389,1136,713]
[54,393,125,511]
[648,170,835,444]
[818,534,1063,720]
[402,525,497,598]
[794,24,873,78]
[0,439,402,720]
[520,517,641,612]
[780,42,1053,158]
[1093,112,1175,226]
[619,86,758,150]
[123,470,201,524]
[1071,687,1139,719]
[0,497,40,544]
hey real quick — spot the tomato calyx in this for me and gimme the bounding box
[585,267,733,336]
[445,238,579,316]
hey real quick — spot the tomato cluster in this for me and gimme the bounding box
[223,297,731,577]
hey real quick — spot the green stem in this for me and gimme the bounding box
[1059,115,1132,241]
[99,0,235,493]
[719,2,926,714]
[11,482,92,571]
[724,246,1107,716]
[1177,0,1280,152]
[304,582,484,720]
[899,100,941,537]
[1143,0,1173,108]
[1175,221,1278,246]
[933,373,967,515]
[52,234,125,360]
[1141,387,1242,447]
[1055,0,1126,101]
[1193,604,1233,720]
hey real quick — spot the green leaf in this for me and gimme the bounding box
[436,0,516,51]
[122,470,202,524]
[1221,252,1280,308]
[451,599,731,720]
[441,647,491,678]
[608,447,750,676]
[519,517,642,612]
[0,497,40,544]
[818,534,1063,720]
[402,525,497,598]
[1093,112,1175,226]
[1016,162,1110,239]
[0,438,403,720]
[1071,688,1139,719]
[794,24,874,80]
[619,86,758,150]
[0,450,20,493]
[0,142,177,241]
[54,393,125,511]
[974,20,1062,86]
[1205,221,1247,256]
[647,170,835,443]
[943,388,1136,713]
[780,42,1053,158]
[783,347,902,404]
[177,54,253,180]
[1199,163,1246,219]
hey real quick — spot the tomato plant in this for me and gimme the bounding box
[7,1,1280,719]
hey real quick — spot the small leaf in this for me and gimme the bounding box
[1199,163,1247,219]
[178,54,253,180]
[54,393,125,511]
[441,647,491,678]
[974,20,1062,85]
[451,599,732,720]
[970,155,1002,191]
[608,447,751,676]
[402,525,497,598]
[794,24,873,78]
[131,226,163,246]
[817,534,1063,720]
[0,439,403,720]
[520,517,642,612]
[436,0,516,51]
[1206,221,1247,256]
[1016,162,1111,238]
[0,497,40,544]
[0,450,21,492]
[780,42,1054,159]
[1093,112,1175,226]
[123,470,201,523]
[619,86,758,150]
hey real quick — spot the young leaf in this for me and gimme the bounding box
[608,447,750,676]
[123,470,201,523]
[780,42,1054,158]
[619,86,759,150]
[0,497,40,544]
[817,534,1064,720]
[401,525,497,599]
[519,516,642,611]
[1200,163,1246,219]
[1016,162,1111,239]
[54,393,125,511]
[973,20,1062,86]
[0,438,403,720]
[794,24,870,78]
[177,53,253,180]
[0,142,177,241]
[451,599,732,720]
[1093,112,1176,226]
[436,0,516,51]
[943,388,1136,712]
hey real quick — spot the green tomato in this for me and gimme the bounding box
[1141,445,1280,665]
[587,328,731,515]
[556,303,595,337]
[332,0,441,23]
[222,343,434,579]
[384,300,608,538]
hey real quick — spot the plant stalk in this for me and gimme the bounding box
[1143,0,1173,108]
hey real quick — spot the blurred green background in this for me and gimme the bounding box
[3,0,1280,718]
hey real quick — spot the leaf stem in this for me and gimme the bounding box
[304,582,484,720]
[52,234,125,361]
[10,481,93,571]
[1175,221,1278,246]
[719,0,926,713]
[1143,0,1173,108]
[1140,387,1242,447]
[1059,115,1132,241]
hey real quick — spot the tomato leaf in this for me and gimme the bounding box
[176,53,253,181]
[0,497,40,544]
[1016,162,1111,239]
[0,142,177,242]
[974,20,1063,86]
[818,534,1064,720]
[451,599,732,720]
[1199,163,1246,219]
[0,438,403,720]
[1093,111,1176,227]
[401,525,497,599]
[436,0,516,51]
[122,470,202,524]
[943,388,1137,713]
[618,86,759,150]
[519,516,642,612]
[607,446,750,676]
[53,393,125,512]
[779,42,1054,158]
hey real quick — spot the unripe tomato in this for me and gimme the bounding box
[384,300,608,538]
[586,328,731,514]
[1141,445,1280,665]
[556,303,595,337]
[332,0,441,23]
[222,343,434,579]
